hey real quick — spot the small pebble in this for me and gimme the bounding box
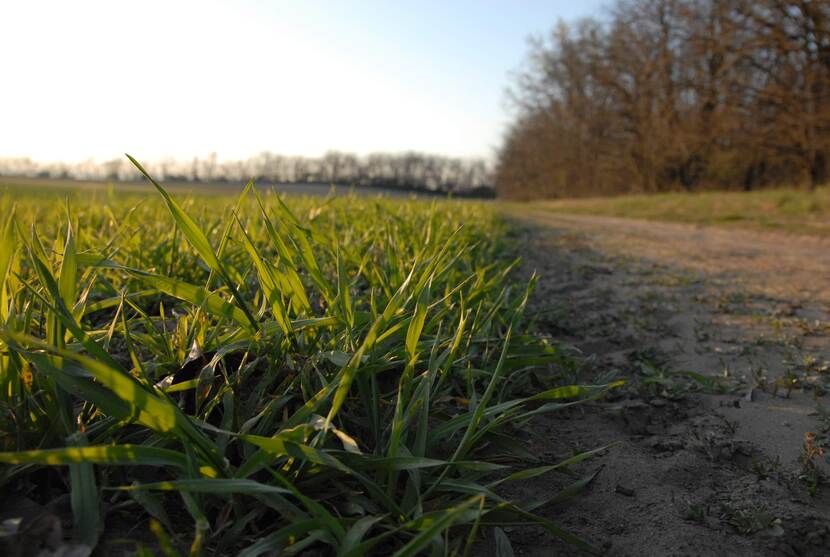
[615,484,635,497]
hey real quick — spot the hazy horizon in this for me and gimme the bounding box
[1,0,604,164]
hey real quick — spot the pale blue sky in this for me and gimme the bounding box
[0,1,605,163]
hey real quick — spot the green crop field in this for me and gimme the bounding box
[0,160,613,556]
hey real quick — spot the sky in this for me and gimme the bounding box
[0,1,605,164]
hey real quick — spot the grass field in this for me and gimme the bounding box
[0,161,610,555]
[0,176,444,199]
[533,187,830,236]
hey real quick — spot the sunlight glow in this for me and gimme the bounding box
[0,0,603,163]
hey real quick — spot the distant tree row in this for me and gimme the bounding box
[0,151,494,196]
[496,0,830,200]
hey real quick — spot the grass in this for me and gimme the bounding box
[0,175,443,199]
[0,158,614,555]
[0,175,243,197]
[530,187,830,236]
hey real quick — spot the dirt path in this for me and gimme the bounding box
[498,210,830,556]
[528,212,830,304]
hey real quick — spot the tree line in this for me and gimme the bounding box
[496,0,830,200]
[0,151,494,196]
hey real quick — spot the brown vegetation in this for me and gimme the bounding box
[496,0,830,200]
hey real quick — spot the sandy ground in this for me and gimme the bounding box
[495,209,830,556]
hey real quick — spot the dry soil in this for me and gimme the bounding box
[496,209,830,556]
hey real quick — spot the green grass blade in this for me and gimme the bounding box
[118,479,292,496]
[0,208,16,321]
[126,154,258,328]
[58,208,77,310]
[405,280,430,360]
[4,332,222,470]
[392,496,483,557]
[68,433,100,548]
[0,444,188,468]
[128,270,252,329]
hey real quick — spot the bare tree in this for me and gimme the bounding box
[496,0,830,199]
